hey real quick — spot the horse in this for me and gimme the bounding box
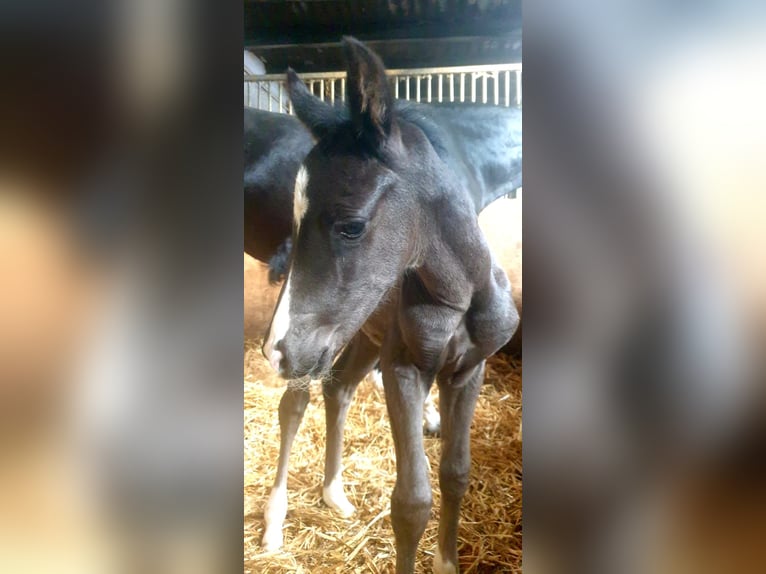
[244,98,521,282]
[244,108,311,282]
[261,37,520,573]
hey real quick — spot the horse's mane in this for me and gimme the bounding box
[317,100,450,161]
[394,101,449,160]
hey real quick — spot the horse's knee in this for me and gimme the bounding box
[439,460,470,502]
[391,486,432,538]
[278,388,309,421]
[322,380,356,410]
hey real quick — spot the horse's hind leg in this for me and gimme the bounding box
[261,383,310,551]
[434,361,485,574]
[322,331,379,515]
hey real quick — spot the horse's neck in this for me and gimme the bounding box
[445,108,521,212]
[413,190,491,311]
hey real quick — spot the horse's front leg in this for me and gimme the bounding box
[321,331,378,516]
[433,361,485,573]
[262,383,310,551]
[381,353,433,574]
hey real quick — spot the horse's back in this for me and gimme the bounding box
[244,108,313,262]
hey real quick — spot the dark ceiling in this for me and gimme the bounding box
[245,0,522,73]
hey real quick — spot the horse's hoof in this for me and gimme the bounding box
[433,547,458,574]
[323,480,356,517]
[261,527,283,552]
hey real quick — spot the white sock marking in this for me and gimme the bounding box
[424,393,441,434]
[370,369,384,391]
[262,485,288,551]
[322,474,355,517]
[433,547,457,574]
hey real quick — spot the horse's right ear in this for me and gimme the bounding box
[286,68,338,140]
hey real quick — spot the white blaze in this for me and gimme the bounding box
[293,165,309,232]
[263,275,292,372]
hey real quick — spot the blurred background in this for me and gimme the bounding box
[0,0,765,573]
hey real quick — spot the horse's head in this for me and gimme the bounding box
[263,37,433,378]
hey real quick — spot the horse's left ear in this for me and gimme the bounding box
[286,68,339,140]
[342,37,395,147]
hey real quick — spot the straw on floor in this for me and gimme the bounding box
[244,340,522,573]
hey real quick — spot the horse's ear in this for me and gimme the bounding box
[342,36,394,147]
[286,68,338,140]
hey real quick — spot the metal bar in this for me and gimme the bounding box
[244,63,522,83]
[482,73,487,104]
[245,63,524,109]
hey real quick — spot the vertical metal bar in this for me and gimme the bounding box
[416,75,421,102]
[516,70,522,105]
[471,73,476,103]
[450,73,454,102]
[278,82,283,112]
[256,83,260,109]
[505,71,510,107]
[330,79,335,103]
[427,75,432,102]
[341,77,346,102]
[493,72,499,105]
[319,79,325,102]
[288,99,293,115]
[459,73,465,102]
[394,76,399,98]
[406,76,410,100]
[482,73,487,104]
[268,84,272,111]
[438,74,443,102]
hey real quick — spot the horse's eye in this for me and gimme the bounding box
[335,220,366,240]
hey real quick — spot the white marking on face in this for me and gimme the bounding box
[261,484,287,551]
[263,274,292,372]
[433,547,457,574]
[293,165,309,233]
[322,473,355,517]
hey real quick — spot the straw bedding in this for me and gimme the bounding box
[244,340,522,573]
